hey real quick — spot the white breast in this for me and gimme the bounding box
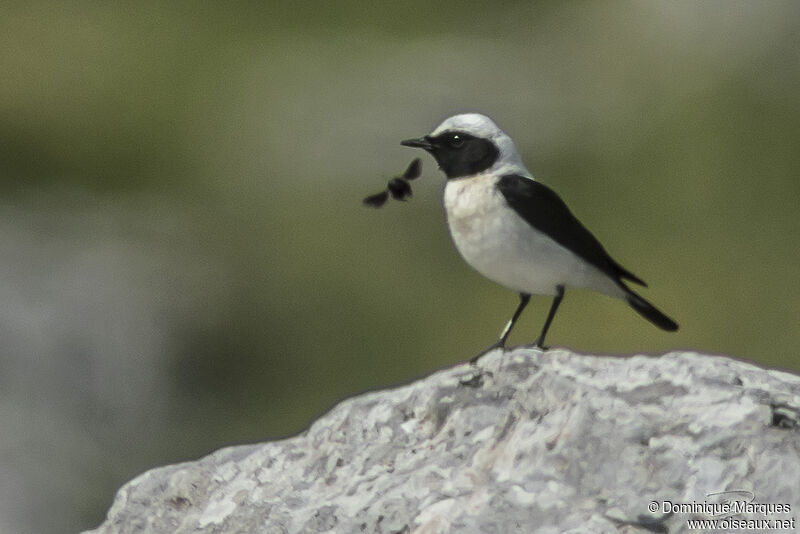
[443,175,623,298]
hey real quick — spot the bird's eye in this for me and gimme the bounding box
[448,134,465,148]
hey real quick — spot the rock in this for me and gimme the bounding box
[84,349,800,534]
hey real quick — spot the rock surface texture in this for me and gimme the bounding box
[85,349,800,534]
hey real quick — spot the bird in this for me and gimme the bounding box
[400,113,678,362]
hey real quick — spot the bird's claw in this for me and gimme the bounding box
[470,341,505,365]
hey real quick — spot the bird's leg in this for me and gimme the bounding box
[499,293,531,346]
[470,293,531,364]
[533,285,564,349]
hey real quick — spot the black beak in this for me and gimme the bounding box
[401,136,434,150]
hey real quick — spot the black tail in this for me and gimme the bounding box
[624,289,678,331]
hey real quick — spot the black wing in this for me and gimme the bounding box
[402,158,422,180]
[496,174,646,286]
[363,190,389,207]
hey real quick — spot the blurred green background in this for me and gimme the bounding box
[1,2,798,533]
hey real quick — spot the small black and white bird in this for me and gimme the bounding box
[401,113,678,361]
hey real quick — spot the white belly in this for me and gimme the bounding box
[443,176,623,298]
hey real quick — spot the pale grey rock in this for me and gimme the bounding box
[84,349,800,534]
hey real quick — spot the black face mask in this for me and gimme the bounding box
[402,131,499,179]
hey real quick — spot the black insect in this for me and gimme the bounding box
[363,158,422,207]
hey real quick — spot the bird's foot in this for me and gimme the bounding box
[532,338,550,351]
[470,341,506,365]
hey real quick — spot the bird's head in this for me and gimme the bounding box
[401,113,529,179]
